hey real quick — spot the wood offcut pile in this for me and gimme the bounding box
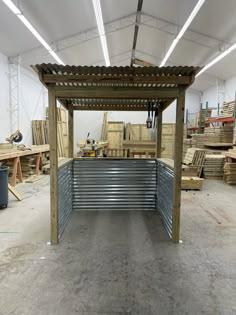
[203,154,225,179]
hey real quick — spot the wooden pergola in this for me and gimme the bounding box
[33,64,199,244]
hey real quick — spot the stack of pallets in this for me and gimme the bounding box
[224,163,236,184]
[203,155,225,179]
[222,101,235,117]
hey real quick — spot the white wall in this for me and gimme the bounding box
[0,52,10,143]
[225,76,236,102]
[202,76,236,115]
[73,91,201,151]
[0,56,47,145]
[19,67,47,145]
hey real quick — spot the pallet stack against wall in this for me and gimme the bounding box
[107,122,124,157]
[203,155,225,179]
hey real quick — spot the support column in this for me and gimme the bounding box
[172,88,185,242]
[48,84,58,244]
[156,108,162,158]
[233,91,236,145]
[68,104,74,158]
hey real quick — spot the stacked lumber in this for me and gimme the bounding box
[191,126,234,147]
[204,126,233,143]
[224,163,236,184]
[107,122,124,157]
[203,154,225,179]
[222,101,235,117]
[32,120,49,145]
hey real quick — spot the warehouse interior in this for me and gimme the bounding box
[0,0,236,314]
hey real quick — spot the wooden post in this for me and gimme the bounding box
[233,91,236,145]
[156,108,162,158]
[48,84,58,244]
[68,103,74,158]
[172,88,185,242]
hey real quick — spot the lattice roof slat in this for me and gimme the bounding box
[32,64,200,111]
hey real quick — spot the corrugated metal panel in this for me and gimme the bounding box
[156,160,174,238]
[58,161,73,238]
[73,159,156,210]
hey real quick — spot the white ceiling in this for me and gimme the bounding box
[0,0,236,92]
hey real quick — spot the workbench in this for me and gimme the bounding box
[0,145,49,186]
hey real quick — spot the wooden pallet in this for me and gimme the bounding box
[181,176,204,190]
[107,122,124,157]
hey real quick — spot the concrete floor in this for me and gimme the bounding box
[0,176,236,315]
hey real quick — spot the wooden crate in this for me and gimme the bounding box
[128,124,154,141]
[107,122,124,157]
[161,124,187,159]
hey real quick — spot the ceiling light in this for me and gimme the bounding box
[160,0,205,67]
[2,0,64,65]
[196,43,236,77]
[92,0,110,66]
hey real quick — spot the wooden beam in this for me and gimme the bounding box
[55,87,180,99]
[68,103,74,158]
[48,84,59,244]
[134,58,156,67]
[156,109,162,158]
[43,74,193,85]
[172,87,185,242]
[72,106,155,111]
[8,184,23,201]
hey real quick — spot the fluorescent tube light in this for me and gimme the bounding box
[2,0,64,65]
[160,0,205,67]
[196,43,236,77]
[92,0,110,66]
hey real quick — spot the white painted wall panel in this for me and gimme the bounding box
[0,52,10,143]
[18,67,47,145]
